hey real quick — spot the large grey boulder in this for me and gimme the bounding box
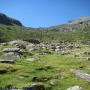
[1,52,19,59]
[67,86,83,90]
[9,40,29,46]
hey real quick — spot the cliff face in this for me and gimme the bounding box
[0,13,22,26]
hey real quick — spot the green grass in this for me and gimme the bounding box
[0,44,90,90]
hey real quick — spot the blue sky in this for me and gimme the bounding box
[0,0,90,27]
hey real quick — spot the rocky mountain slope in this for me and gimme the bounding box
[0,13,22,26]
[47,16,90,32]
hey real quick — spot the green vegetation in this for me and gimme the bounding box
[0,20,90,43]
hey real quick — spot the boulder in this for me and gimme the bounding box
[26,44,34,49]
[9,40,28,46]
[23,83,45,90]
[67,86,83,90]
[1,52,19,59]
[55,48,60,52]
[0,60,15,64]
[2,48,20,53]
[80,57,90,61]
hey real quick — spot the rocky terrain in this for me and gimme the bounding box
[0,13,90,90]
[0,40,90,90]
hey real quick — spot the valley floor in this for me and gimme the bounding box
[0,42,90,90]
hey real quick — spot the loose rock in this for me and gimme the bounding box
[72,69,90,82]
[67,86,83,90]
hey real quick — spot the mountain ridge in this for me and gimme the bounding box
[0,13,23,26]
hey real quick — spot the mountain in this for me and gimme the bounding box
[0,13,90,43]
[47,16,90,32]
[0,13,22,26]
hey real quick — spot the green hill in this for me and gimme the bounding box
[0,13,90,43]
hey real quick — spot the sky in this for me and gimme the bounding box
[0,0,90,27]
